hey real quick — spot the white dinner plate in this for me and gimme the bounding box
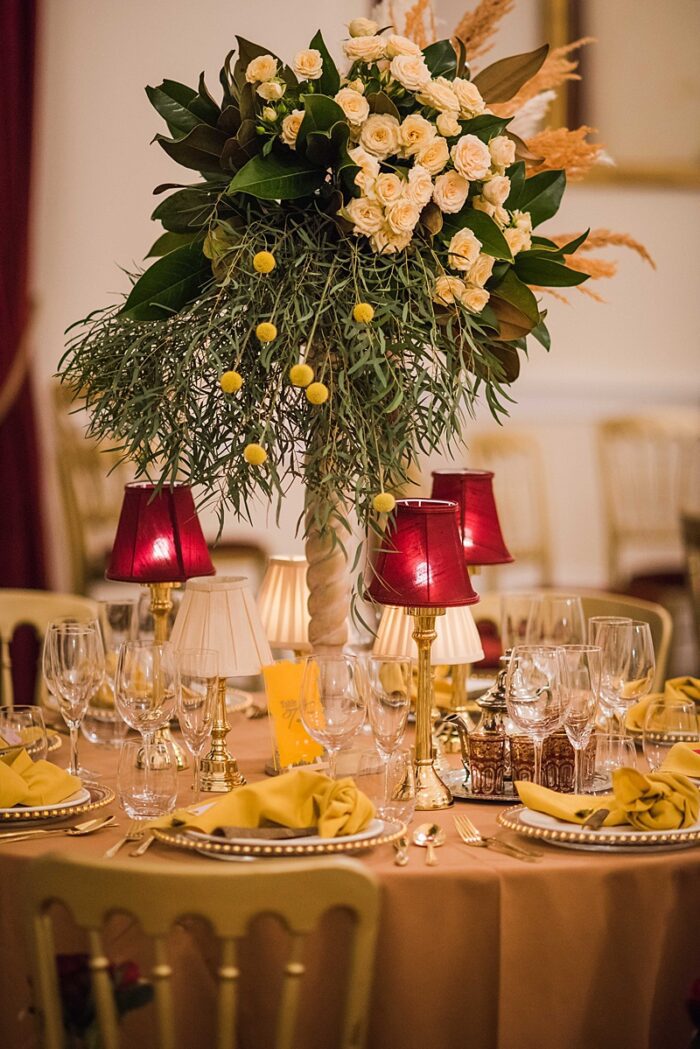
[498,805,700,852]
[154,818,404,858]
[0,787,91,816]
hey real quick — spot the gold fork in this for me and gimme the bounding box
[453,814,542,862]
[103,820,146,858]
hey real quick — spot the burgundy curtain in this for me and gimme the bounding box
[0,0,46,589]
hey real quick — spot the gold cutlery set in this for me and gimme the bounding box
[393,815,543,866]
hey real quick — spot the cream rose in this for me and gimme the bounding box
[344,35,386,63]
[293,48,323,81]
[432,170,469,214]
[436,112,461,138]
[348,145,380,193]
[472,194,496,217]
[386,34,421,57]
[389,54,431,91]
[359,113,400,158]
[348,17,379,37]
[448,227,482,271]
[452,78,486,118]
[399,113,436,156]
[374,172,404,206]
[416,136,449,175]
[261,106,276,122]
[417,77,460,114]
[406,163,434,207]
[347,78,365,93]
[504,226,531,254]
[482,175,511,206]
[280,109,304,149]
[370,226,412,254]
[494,205,509,227]
[345,196,385,236]
[451,134,491,180]
[433,275,467,305]
[460,285,490,312]
[386,199,421,235]
[257,80,285,101]
[334,87,370,125]
[489,135,516,169]
[245,54,278,84]
[468,253,495,288]
[512,209,533,232]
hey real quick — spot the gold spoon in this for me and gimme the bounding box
[412,822,446,866]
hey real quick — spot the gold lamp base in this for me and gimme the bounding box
[407,607,453,811]
[200,678,246,793]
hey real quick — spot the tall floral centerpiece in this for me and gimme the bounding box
[61,14,599,652]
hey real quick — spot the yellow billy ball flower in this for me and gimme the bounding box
[253,250,276,274]
[289,363,314,387]
[306,382,329,405]
[243,443,267,465]
[353,302,374,324]
[219,370,244,394]
[372,492,396,514]
[256,321,277,342]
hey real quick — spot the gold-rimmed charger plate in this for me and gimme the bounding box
[0,729,63,760]
[0,783,115,825]
[154,818,405,859]
[498,805,700,852]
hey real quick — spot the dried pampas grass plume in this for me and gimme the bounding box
[453,0,515,62]
[552,229,656,270]
[492,38,594,118]
[526,126,605,181]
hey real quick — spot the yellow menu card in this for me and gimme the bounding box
[262,660,324,771]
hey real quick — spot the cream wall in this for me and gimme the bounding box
[30,0,700,590]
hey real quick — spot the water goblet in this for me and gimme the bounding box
[526,594,585,646]
[642,698,699,771]
[505,645,568,785]
[365,656,412,797]
[0,705,48,761]
[300,655,366,779]
[588,617,632,731]
[47,621,105,777]
[117,738,178,820]
[593,732,637,787]
[560,645,602,793]
[500,593,541,652]
[115,641,179,794]
[355,748,416,823]
[177,648,218,802]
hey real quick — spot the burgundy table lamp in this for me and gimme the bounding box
[430,470,513,566]
[368,499,478,810]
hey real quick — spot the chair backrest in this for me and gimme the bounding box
[681,513,700,655]
[24,854,379,1049]
[597,413,700,585]
[0,589,98,706]
[469,430,553,586]
[472,588,672,690]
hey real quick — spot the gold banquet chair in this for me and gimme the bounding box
[24,854,380,1049]
[0,589,98,707]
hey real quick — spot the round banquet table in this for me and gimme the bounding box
[2,714,699,1049]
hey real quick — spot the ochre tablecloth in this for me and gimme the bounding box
[2,715,699,1049]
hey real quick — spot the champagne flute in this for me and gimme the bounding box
[365,656,412,812]
[48,621,105,776]
[505,645,568,786]
[588,617,632,732]
[526,594,585,646]
[177,649,218,801]
[620,621,656,724]
[299,655,366,779]
[115,641,178,800]
[560,645,602,793]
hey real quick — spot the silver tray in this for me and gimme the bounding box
[442,767,517,804]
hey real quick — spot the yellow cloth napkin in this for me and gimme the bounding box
[516,767,699,831]
[661,742,700,779]
[156,769,375,838]
[0,749,82,807]
[626,676,700,732]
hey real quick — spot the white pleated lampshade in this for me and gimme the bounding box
[257,556,311,652]
[373,604,484,664]
[170,576,272,677]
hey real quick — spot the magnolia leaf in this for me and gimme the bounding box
[219,50,235,106]
[190,72,221,124]
[145,83,202,136]
[423,39,457,79]
[304,121,350,167]
[366,91,401,120]
[558,229,590,255]
[454,37,469,79]
[515,253,589,287]
[146,231,197,257]
[518,169,566,226]
[442,209,513,261]
[297,94,345,149]
[233,37,297,91]
[229,152,325,200]
[151,187,219,232]
[459,114,511,142]
[120,239,210,320]
[509,131,542,161]
[221,120,261,172]
[420,202,443,236]
[217,105,241,135]
[530,316,551,350]
[156,125,228,173]
[490,268,540,337]
[472,44,549,104]
[488,341,521,382]
[309,30,340,96]
[505,160,526,209]
[238,82,257,124]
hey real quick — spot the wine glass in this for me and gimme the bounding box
[500,593,541,652]
[588,617,632,732]
[299,655,366,778]
[98,600,138,688]
[356,748,416,824]
[0,705,48,761]
[560,645,602,794]
[505,645,568,785]
[642,698,698,771]
[365,656,412,807]
[115,641,179,791]
[526,594,585,646]
[47,621,105,776]
[620,621,656,725]
[177,648,218,801]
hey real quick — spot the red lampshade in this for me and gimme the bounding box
[430,470,513,566]
[106,483,215,583]
[367,499,479,608]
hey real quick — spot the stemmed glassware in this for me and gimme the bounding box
[588,617,632,731]
[643,698,699,771]
[622,621,656,721]
[560,645,602,793]
[364,656,412,811]
[46,620,105,776]
[526,594,586,646]
[500,593,541,651]
[98,600,138,690]
[299,654,366,779]
[505,645,569,786]
[177,648,218,802]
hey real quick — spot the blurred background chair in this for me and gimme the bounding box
[0,588,97,706]
[24,854,379,1049]
[682,513,700,657]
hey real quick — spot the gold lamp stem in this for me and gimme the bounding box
[145,582,188,772]
[200,677,246,793]
[407,606,453,810]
